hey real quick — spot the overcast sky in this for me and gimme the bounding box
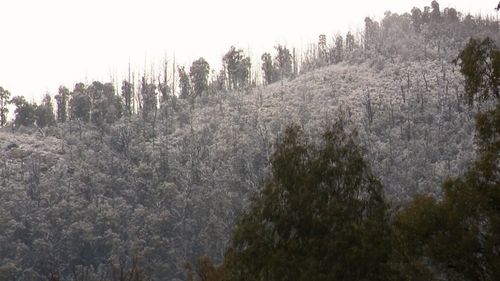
[0,0,496,100]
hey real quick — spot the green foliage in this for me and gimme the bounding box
[225,123,393,281]
[394,103,500,281]
[454,37,500,105]
[11,96,36,127]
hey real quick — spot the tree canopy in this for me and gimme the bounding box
[224,122,392,281]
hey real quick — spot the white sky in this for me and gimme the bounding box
[0,0,496,101]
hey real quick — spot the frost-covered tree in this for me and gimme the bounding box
[394,102,500,281]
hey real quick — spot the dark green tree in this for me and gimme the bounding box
[261,52,276,85]
[88,81,122,126]
[69,83,91,122]
[454,37,500,105]
[35,94,55,128]
[394,102,500,281]
[225,122,392,281]
[55,86,69,123]
[11,96,36,127]
[0,86,11,127]
[190,57,210,97]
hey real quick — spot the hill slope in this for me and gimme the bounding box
[0,56,489,279]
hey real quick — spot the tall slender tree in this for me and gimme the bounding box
[55,86,69,123]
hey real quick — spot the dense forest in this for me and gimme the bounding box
[0,1,499,280]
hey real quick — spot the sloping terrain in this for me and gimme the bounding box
[0,57,487,280]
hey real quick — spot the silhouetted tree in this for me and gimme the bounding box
[55,86,69,123]
[261,52,276,85]
[430,1,441,22]
[274,45,293,80]
[345,31,355,52]
[11,96,36,127]
[88,81,122,126]
[190,57,210,97]
[121,80,134,117]
[454,37,500,105]
[69,83,91,122]
[35,94,55,128]
[223,46,251,90]
[411,7,423,33]
[178,66,191,99]
[140,77,157,120]
[334,34,344,62]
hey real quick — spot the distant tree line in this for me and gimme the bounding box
[0,1,498,130]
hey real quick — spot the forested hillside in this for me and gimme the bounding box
[0,1,499,280]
